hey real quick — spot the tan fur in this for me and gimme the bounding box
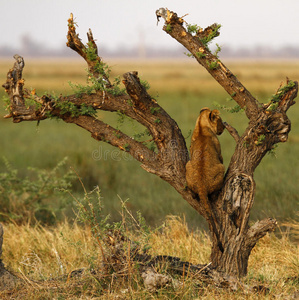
[186,107,225,251]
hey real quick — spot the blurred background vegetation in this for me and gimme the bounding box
[0,58,298,229]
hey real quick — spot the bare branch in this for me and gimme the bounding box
[2,55,49,123]
[156,8,260,120]
[223,122,240,142]
[245,218,277,249]
[122,71,188,157]
[61,114,159,169]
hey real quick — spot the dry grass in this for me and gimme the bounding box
[3,222,97,280]
[106,58,299,97]
[2,58,299,96]
[1,216,298,299]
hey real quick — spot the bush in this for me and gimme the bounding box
[0,157,74,225]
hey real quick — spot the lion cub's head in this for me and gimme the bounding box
[198,107,225,135]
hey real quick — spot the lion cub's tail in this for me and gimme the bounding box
[200,194,224,253]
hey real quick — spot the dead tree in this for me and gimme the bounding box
[2,10,297,279]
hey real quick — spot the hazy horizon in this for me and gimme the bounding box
[1,0,299,56]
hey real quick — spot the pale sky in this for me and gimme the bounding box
[1,0,299,52]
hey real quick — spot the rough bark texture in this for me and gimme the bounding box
[2,10,298,279]
[155,8,297,277]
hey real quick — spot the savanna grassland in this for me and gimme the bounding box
[0,58,298,299]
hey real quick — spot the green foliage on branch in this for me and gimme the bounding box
[140,79,151,91]
[208,61,219,70]
[68,81,95,97]
[69,44,126,98]
[166,24,172,32]
[266,80,296,111]
[271,80,296,103]
[186,23,201,35]
[52,99,97,118]
[214,100,243,114]
[200,24,221,48]
[108,76,126,96]
[195,51,206,59]
[84,41,98,62]
[214,43,222,58]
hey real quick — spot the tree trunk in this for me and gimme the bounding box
[155,8,297,277]
[2,9,298,279]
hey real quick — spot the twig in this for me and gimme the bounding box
[223,122,240,142]
[194,262,212,276]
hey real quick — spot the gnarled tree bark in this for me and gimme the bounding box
[2,9,297,279]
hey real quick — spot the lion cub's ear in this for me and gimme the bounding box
[200,107,210,114]
[209,109,220,122]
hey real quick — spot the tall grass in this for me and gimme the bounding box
[1,216,298,298]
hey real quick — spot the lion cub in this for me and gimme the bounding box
[186,108,225,250]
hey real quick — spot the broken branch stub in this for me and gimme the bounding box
[2,55,52,123]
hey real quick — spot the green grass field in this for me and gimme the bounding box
[0,58,298,298]
[0,58,299,229]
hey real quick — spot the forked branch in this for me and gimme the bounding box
[2,14,193,208]
[66,13,111,86]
